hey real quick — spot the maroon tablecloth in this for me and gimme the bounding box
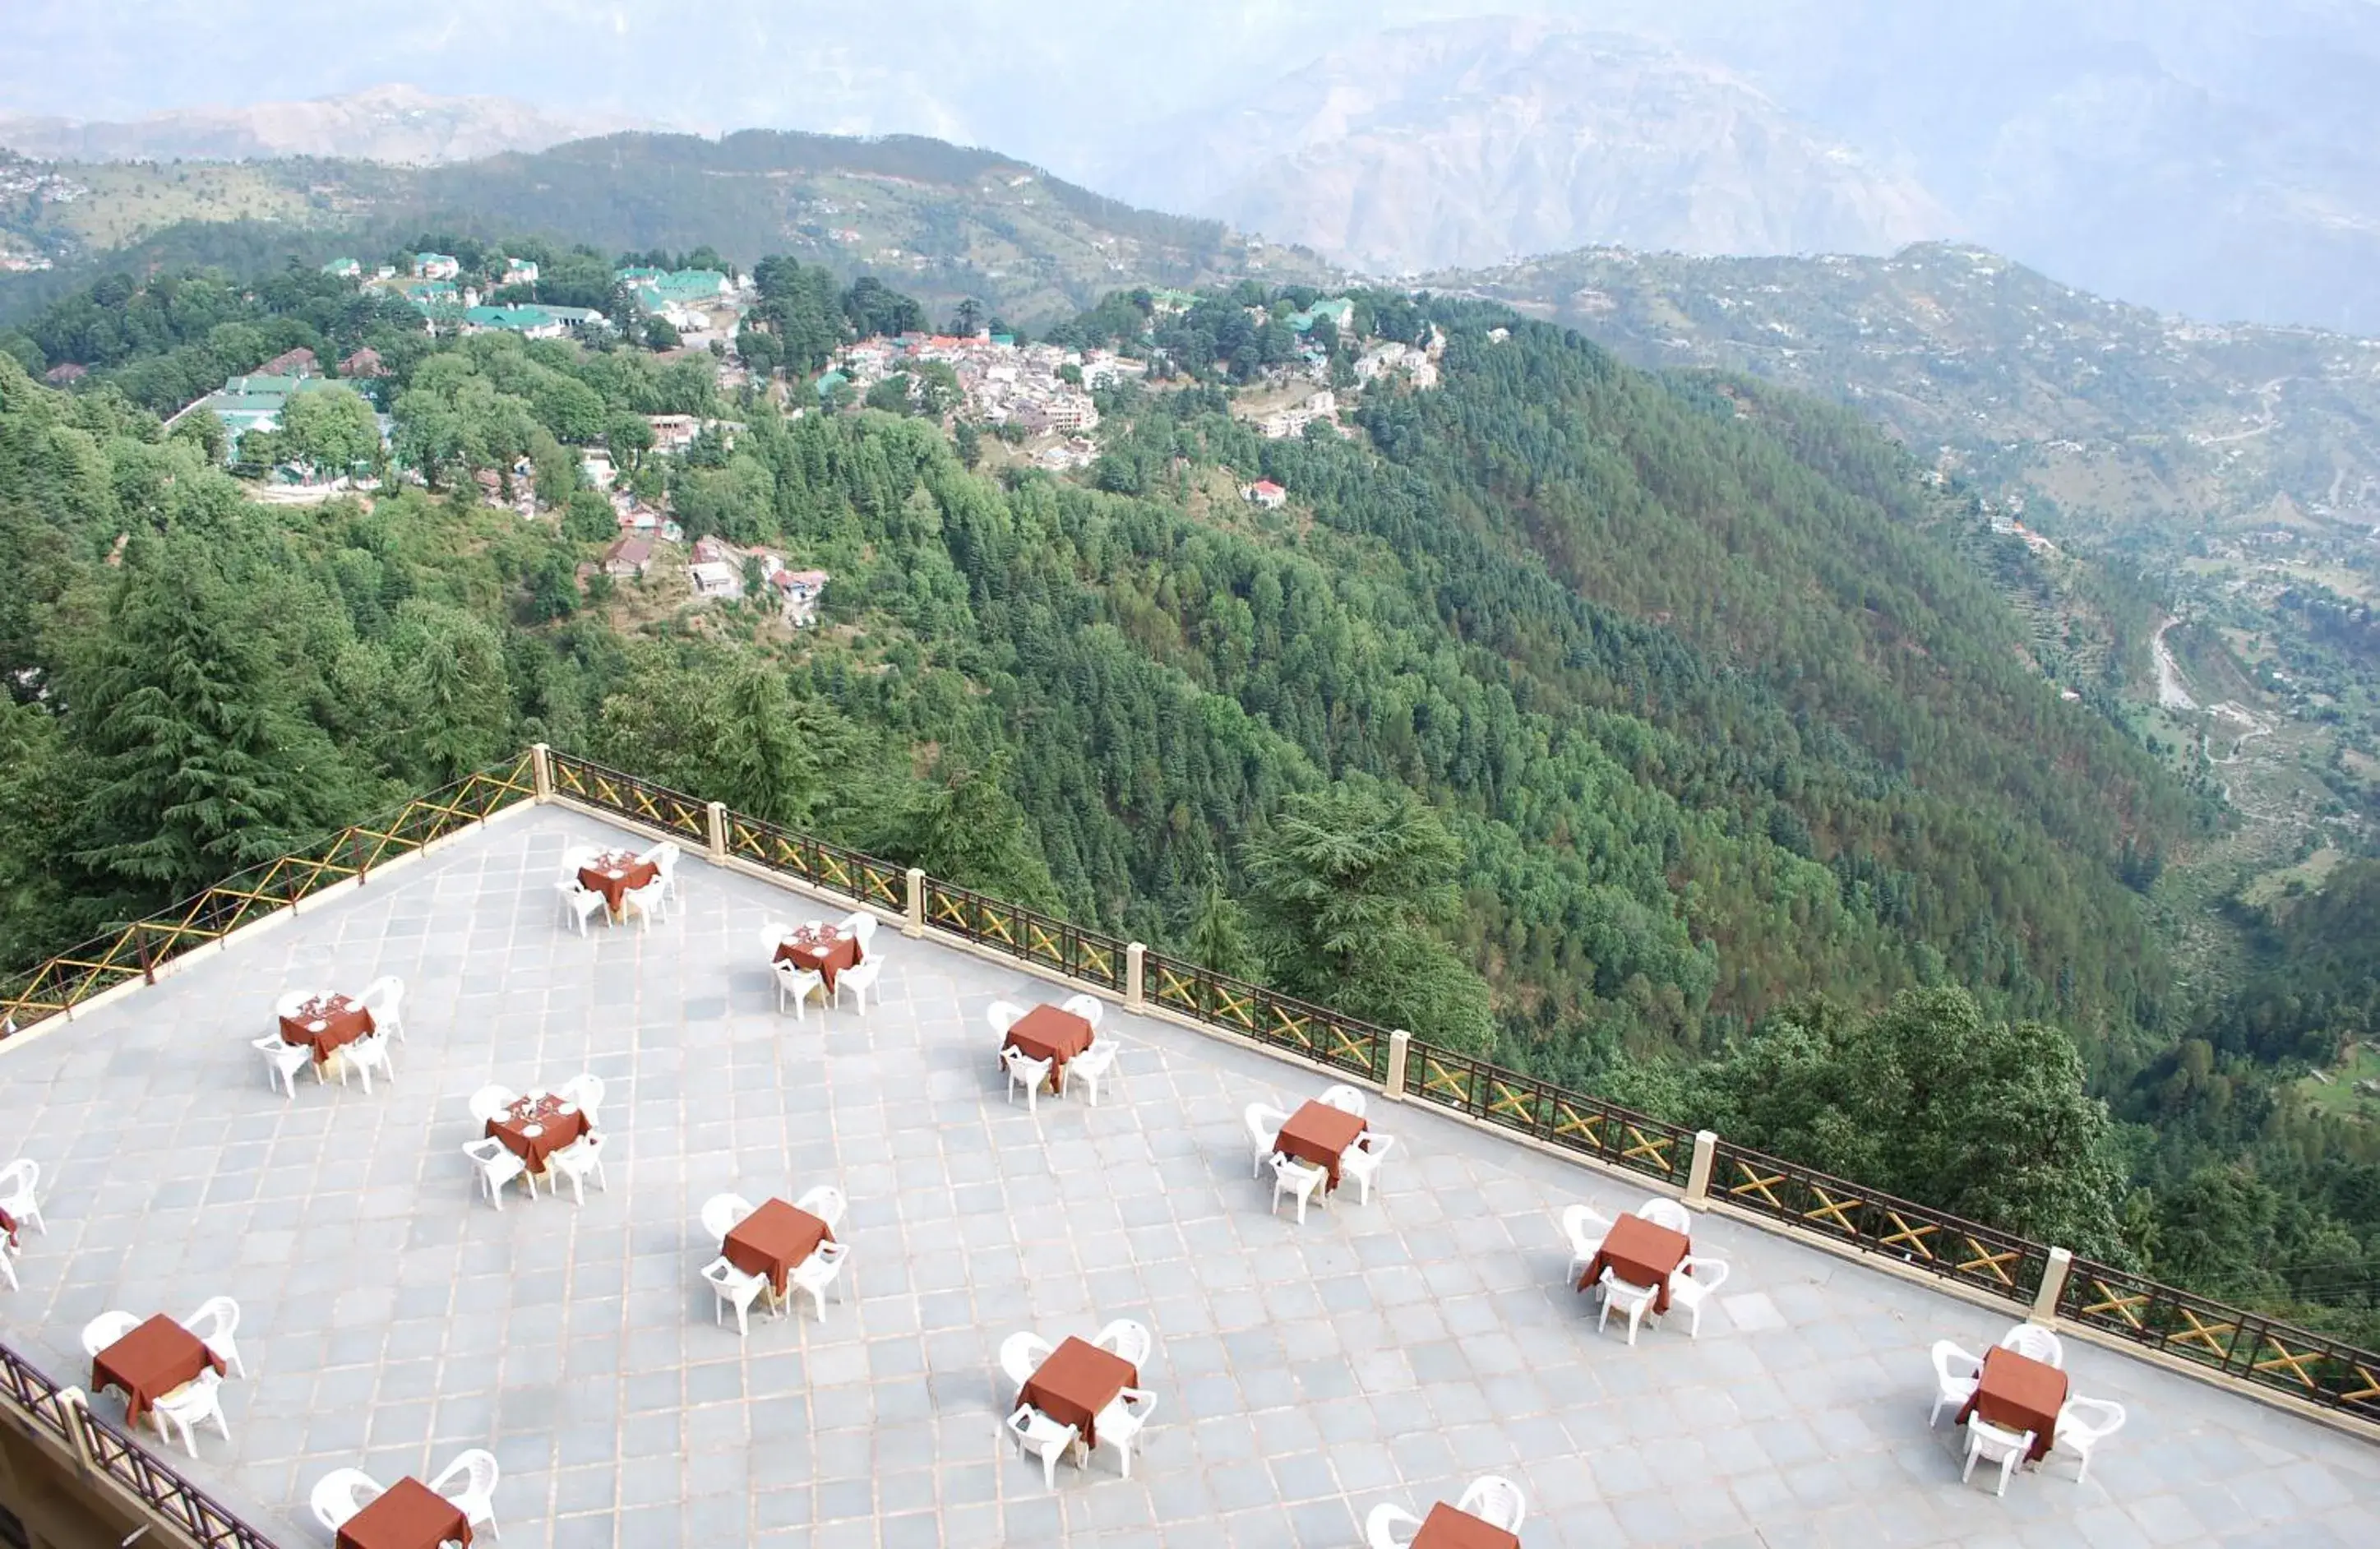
[775,925,861,991]
[1957,1344,2068,1462]
[91,1315,224,1428]
[723,1198,836,1297]
[279,993,377,1066]
[1578,1212,1692,1313]
[1273,1100,1367,1190]
[1019,1336,1136,1450]
[336,1477,473,1549]
[1411,1502,1521,1549]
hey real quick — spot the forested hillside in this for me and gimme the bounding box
[6,261,2377,1341]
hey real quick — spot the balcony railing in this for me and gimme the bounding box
[0,1338,282,1547]
[5,744,2375,1437]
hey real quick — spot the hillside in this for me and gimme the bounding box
[0,132,1334,327]
[0,84,642,166]
[1111,20,1948,274]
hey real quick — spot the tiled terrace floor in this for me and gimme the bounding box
[0,805,2373,1549]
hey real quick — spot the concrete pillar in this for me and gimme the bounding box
[1384,1029,1412,1100]
[1125,943,1146,1010]
[904,868,926,939]
[1684,1130,1719,1209]
[705,801,728,862]
[530,742,553,801]
[2032,1246,2073,1323]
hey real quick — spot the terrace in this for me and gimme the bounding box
[0,764,2374,1548]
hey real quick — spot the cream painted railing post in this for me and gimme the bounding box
[1384,1029,1411,1100]
[904,868,926,938]
[2032,1246,2073,1323]
[1685,1130,1719,1209]
[530,742,553,801]
[1125,943,1146,1010]
[705,801,728,861]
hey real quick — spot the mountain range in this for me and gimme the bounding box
[0,84,638,165]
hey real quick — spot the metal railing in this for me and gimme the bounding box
[0,754,537,1036]
[8,744,2377,1434]
[2059,1259,2380,1423]
[0,1338,282,1547]
[1712,1140,2051,1306]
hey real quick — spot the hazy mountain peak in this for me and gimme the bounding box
[0,84,649,165]
[1110,16,1956,275]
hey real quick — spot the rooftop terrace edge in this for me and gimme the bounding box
[2,744,2375,1463]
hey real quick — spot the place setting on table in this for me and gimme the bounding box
[256,983,399,1096]
[562,843,668,928]
[463,1076,602,1205]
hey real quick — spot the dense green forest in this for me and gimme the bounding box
[2,253,2376,1345]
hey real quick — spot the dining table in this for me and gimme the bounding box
[722,1197,837,1297]
[1957,1343,2068,1463]
[1001,1004,1095,1092]
[335,1476,473,1549]
[90,1315,224,1429]
[1577,1212,1692,1313]
[1018,1336,1136,1451]
[774,922,862,992]
[1410,1502,1521,1549]
[1273,1099,1368,1191]
[278,992,377,1067]
[484,1090,591,1177]
[576,851,658,915]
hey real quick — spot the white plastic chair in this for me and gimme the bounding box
[549,1134,608,1205]
[1562,1204,1614,1282]
[774,960,825,1020]
[1005,1404,1079,1490]
[253,1034,314,1098]
[1456,1475,1527,1533]
[309,1469,382,1533]
[1060,993,1104,1030]
[428,1446,501,1539]
[152,1368,230,1457]
[1338,1131,1396,1205]
[463,1139,531,1208]
[793,1185,848,1232]
[1318,1083,1369,1117]
[467,1085,520,1126]
[560,845,602,879]
[273,990,312,1020]
[760,920,793,958]
[987,1001,1026,1037]
[184,1296,247,1378]
[1597,1266,1660,1345]
[701,1255,774,1338]
[1929,1339,1985,1426]
[640,840,682,905]
[1999,1323,2066,1369]
[1065,1041,1119,1106]
[0,1239,18,1292]
[835,953,885,1013]
[620,879,668,929]
[838,911,878,952]
[81,1311,139,1359]
[1962,1417,2035,1496]
[1365,1503,1423,1549]
[1270,1153,1327,1223]
[556,881,607,935]
[0,1160,44,1235]
[1637,1197,1694,1235]
[2052,1397,2127,1485]
[358,975,406,1043]
[1245,1103,1288,1178]
[1093,1386,1156,1477]
[700,1193,756,1245]
[1665,1255,1730,1338]
[558,1072,605,1128]
[1093,1319,1153,1368]
[998,1330,1055,1390]
[788,1239,850,1321]
[1004,1047,1054,1113]
[339,1029,395,1094]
